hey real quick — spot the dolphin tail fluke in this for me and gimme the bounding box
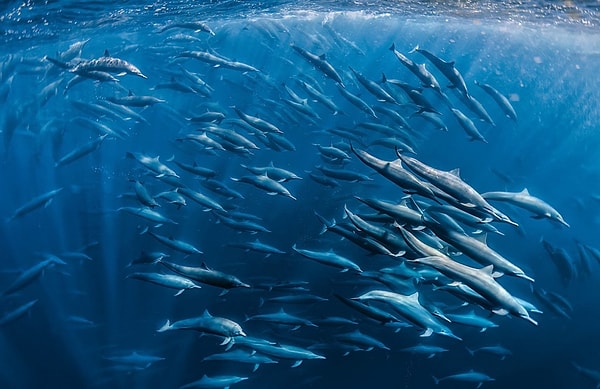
[466,347,475,356]
[314,211,335,234]
[432,376,440,385]
[157,320,171,332]
[408,44,419,54]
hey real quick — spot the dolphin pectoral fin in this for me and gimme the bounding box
[116,72,127,77]
[291,360,303,368]
[219,337,232,346]
[420,328,433,337]
[252,363,260,372]
[460,202,477,208]
[492,308,509,316]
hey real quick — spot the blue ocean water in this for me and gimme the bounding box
[1,1,600,388]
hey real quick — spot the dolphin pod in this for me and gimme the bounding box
[1,13,586,389]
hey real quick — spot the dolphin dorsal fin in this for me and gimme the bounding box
[128,90,133,96]
[319,53,327,60]
[473,233,488,245]
[200,262,211,270]
[202,310,212,317]
[449,168,461,177]
[520,188,530,196]
[408,291,420,301]
[103,49,110,57]
[482,264,494,275]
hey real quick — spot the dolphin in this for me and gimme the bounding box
[230,339,325,367]
[246,308,317,329]
[475,80,518,121]
[396,151,517,226]
[389,43,442,94]
[127,272,201,296]
[349,66,398,104]
[401,344,449,359]
[55,134,108,168]
[159,260,250,289]
[178,132,226,151]
[203,125,259,150]
[0,299,39,327]
[292,244,362,272]
[70,50,147,79]
[2,255,66,296]
[240,162,302,182]
[6,187,64,222]
[107,91,165,107]
[157,310,246,345]
[423,214,533,281]
[482,188,569,227]
[296,78,342,114]
[353,290,462,340]
[147,231,202,255]
[214,214,271,234]
[203,349,277,372]
[335,329,390,352]
[231,174,296,200]
[397,227,537,325]
[335,293,400,324]
[126,152,179,178]
[412,45,470,97]
[177,187,226,212]
[227,239,285,255]
[290,43,344,87]
[118,207,177,225]
[451,108,487,143]
[232,107,284,134]
[131,180,159,208]
[177,50,259,72]
[102,351,165,369]
[351,146,437,200]
[336,84,377,118]
[445,310,499,332]
[159,21,215,35]
[466,345,512,360]
[432,370,495,388]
